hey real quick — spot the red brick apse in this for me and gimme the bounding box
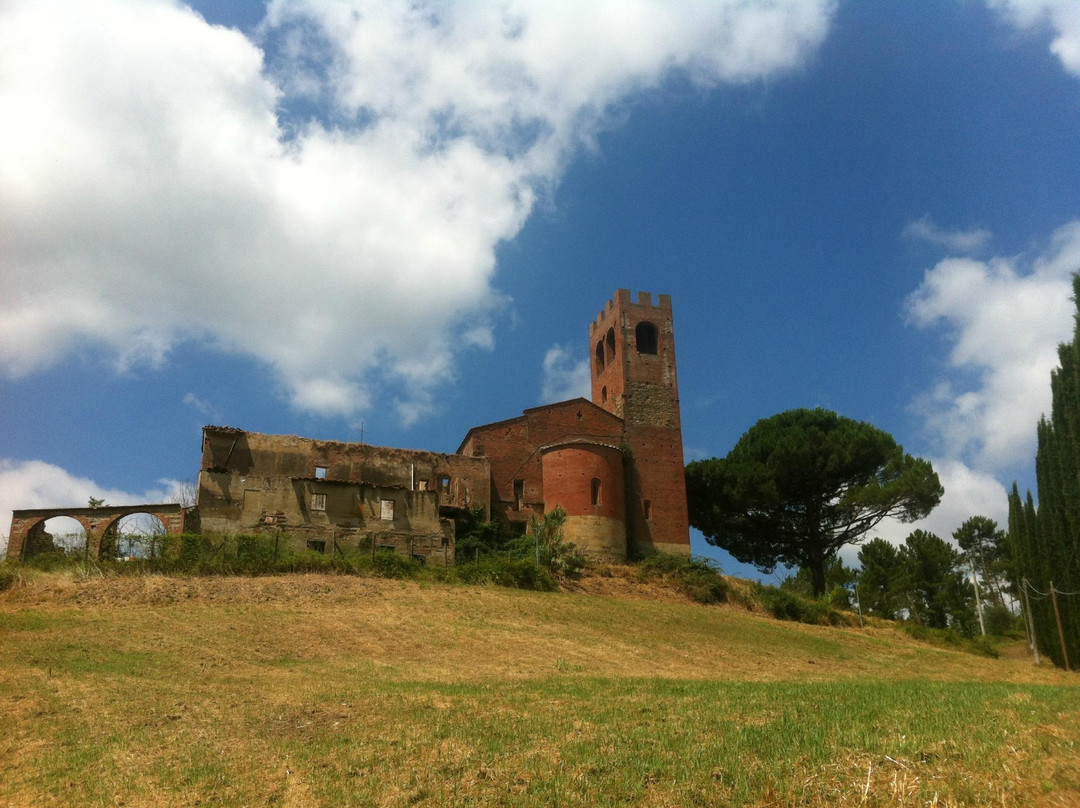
[541,441,626,559]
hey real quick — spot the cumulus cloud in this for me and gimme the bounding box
[905,220,1080,469]
[182,392,221,420]
[0,458,188,556]
[0,0,835,422]
[540,344,591,404]
[903,216,992,254]
[987,0,1080,77]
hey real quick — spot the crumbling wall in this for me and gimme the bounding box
[200,427,489,516]
[195,429,466,565]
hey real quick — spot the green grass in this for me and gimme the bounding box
[1,572,1077,807]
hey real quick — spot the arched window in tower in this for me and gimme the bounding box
[591,478,602,506]
[605,327,616,363]
[601,385,607,403]
[635,321,659,354]
[595,339,605,373]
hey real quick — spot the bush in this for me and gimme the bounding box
[636,554,728,604]
[983,604,1021,637]
[0,561,21,593]
[898,621,999,658]
[754,583,849,625]
[372,549,421,579]
[454,556,557,591]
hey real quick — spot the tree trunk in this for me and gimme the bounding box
[811,561,827,598]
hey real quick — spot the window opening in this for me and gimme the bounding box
[513,479,524,510]
[412,554,427,565]
[601,386,607,403]
[644,499,652,520]
[635,321,659,354]
[380,499,395,521]
[311,493,326,512]
[438,475,451,494]
[307,540,327,553]
[591,478,602,506]
[417,480,428,491]
[595,340,605,373]
[314,466,327,479]
[605,327,616,362]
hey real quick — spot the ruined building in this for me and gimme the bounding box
[7,290,690,562]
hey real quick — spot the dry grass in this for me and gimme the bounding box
[1,570,1078,807]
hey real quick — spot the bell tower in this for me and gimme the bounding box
[589,290,690,556]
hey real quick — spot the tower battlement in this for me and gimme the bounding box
[590,289,672,333]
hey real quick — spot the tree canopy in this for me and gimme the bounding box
[900,529,974,632]
[686,408,942,596]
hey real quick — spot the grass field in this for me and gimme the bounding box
[1,571,1078,807]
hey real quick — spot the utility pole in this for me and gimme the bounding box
[852,572,864,628]
[1021,577,1041,666]
[969,557,986,636]
[1050,581,1071,671]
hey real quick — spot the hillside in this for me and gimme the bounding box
[1,570,1078,807]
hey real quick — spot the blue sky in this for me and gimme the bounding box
[2,0,1079,576]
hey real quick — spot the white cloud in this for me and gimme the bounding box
[903,216,992,254]
[182,392,220,420]
[540,344,591,403]
[905,220,1080,469]
[0,458,187,557]
[0,0,835,423]
[987,0,1080,77]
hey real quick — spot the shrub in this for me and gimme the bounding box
[898,621,999,658]
[983,604,1021,637]
[454,556,557,591]
[636,554,728,604]
[754,583,849,625]
[372,549,421,579]
[0,561,22,592]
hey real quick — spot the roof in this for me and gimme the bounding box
[457,397,623,453]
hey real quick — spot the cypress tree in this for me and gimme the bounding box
[1020,275,1080,668]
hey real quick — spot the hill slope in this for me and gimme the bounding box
[1,572,1077,807]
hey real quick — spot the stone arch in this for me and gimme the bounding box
[604,327,616,363]
[23,515,89,559]
[594,339,605,373]
[101,512,169,559]
[8,504,189,561]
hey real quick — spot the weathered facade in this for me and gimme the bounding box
[7,289,691,564]
[197,427,492,565]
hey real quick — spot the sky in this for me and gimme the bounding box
[2,0,1079,577]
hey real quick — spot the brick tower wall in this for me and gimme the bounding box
[589,290,690,557]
